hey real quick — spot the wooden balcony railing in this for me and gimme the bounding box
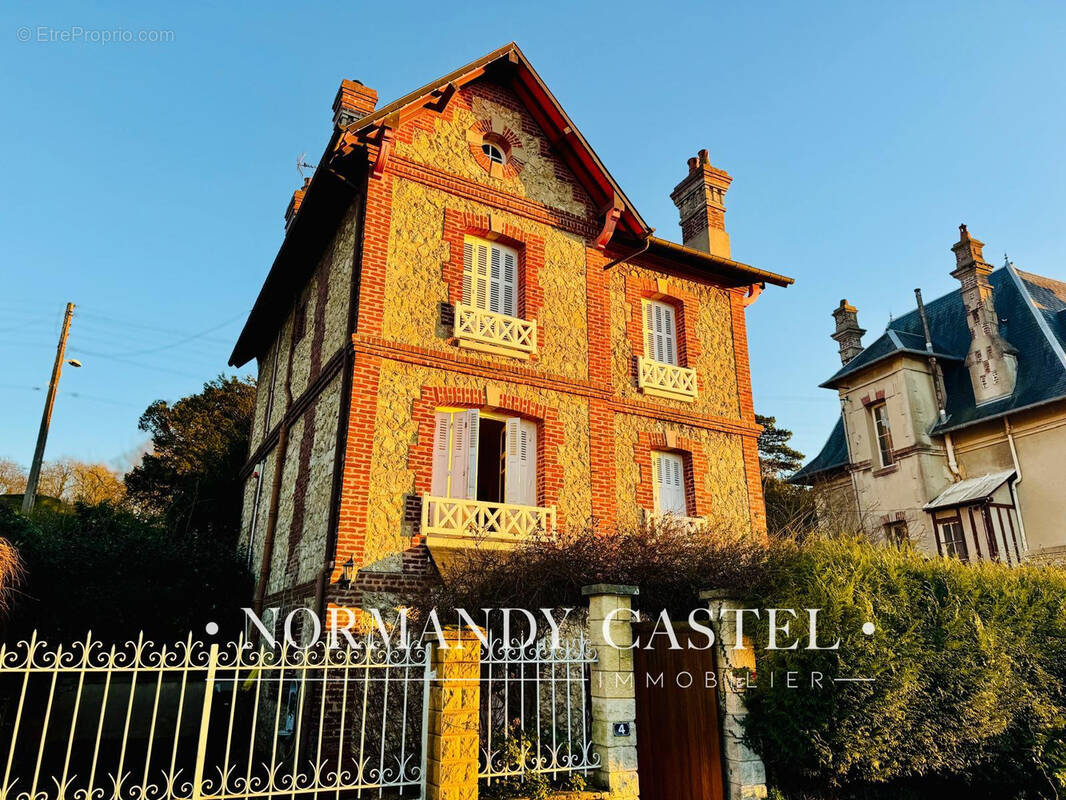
[637,355,698,401]
[421,495,555,548]
[454,304,537,359]
[643,509,709,534]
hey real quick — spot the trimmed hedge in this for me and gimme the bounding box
[744,537,1066,799]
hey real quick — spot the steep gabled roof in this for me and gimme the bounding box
[229,43,792,367]
[334,42,651,240]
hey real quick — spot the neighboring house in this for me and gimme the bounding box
[792,224,1066,563]
[228,43,792,618]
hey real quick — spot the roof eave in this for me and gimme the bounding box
[643,237,793,288]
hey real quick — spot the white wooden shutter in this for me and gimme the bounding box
[463,236,517,317]
[643,300,678,366]
[450,412,469,499]
[654,452,686,515]
[464,409,480,500]
[501,247,517,317]
[431,412,452,497]
[519,419,536,505]
[463,238,492,311]
[503,417,536,506]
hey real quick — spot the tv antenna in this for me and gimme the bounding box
[296,152,317,179]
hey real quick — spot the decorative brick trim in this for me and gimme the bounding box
[467,118,525,179]
[441,208,545,321]
[351,334,763,438]
[635,431,712,518]
[860,390,886,408]
[355,174,394,337]
[388,157,596,240]
[407,386,564,526]
[332,354,382,580]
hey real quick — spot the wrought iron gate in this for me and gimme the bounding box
[0,632,431,800]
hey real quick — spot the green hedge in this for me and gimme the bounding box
[0,503,252,643]
[744,537,1066,799]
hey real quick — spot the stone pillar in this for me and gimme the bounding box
[700,589,767,800]
[583,584,640,800]
[427,627,481,800]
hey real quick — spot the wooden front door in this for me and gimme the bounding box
[633,624,724,800]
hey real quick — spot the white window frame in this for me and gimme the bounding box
[652,450,687,516]
[462,236,518,318]
[642,299,679,366]
[871,402,895,468]
[430,409,538,507]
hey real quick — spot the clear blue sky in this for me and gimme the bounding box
[2,0,1064,470]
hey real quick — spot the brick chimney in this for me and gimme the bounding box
[950,224,1017,403]
[669,149,732,258]
[333,79,378,128]
[831,300,866,365]
[284,177,311,231]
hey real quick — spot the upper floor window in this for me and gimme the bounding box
[637,299,697,402]
[455,237,537,359]
[652,450,687,516]
[642,299,678,366]
[431,408,537,507]
[463,237,518,317]
[871,402,894,468]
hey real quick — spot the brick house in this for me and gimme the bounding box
[792,225,1066,563]
[228,43,792,617]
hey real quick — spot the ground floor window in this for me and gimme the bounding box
[937,518,969,560]
[884,520,909,547]
[431,408,537,506]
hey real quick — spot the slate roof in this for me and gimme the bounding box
[790,416,848,484]
[792,264,1066,483]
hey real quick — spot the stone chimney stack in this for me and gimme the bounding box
[284,177,311,231]
[333,79,378,128]
[669,149,732,258]
[950,224,1017,403]
[831,300,866,365]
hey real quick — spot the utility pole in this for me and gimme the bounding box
[22,302,75,513]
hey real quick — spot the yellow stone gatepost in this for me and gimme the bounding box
[427,627,482,800]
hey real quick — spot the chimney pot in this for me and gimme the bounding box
[949,224,1018,402]
[333,79,378,128]
[284,177,311,231]
[831,299,865,365]
[669,148,733,257]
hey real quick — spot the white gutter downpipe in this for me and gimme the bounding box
[944,432,962,480]
[1004,417,1030,554]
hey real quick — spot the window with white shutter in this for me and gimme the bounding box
[463,236,518,317]
[504,417,537,506]
[642,300,678,366]
[430,409,480,499]
[653,451,687,515]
